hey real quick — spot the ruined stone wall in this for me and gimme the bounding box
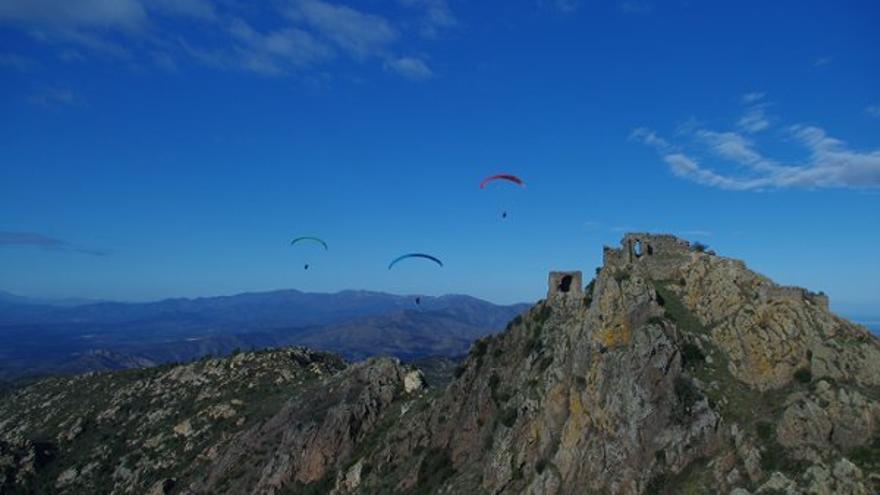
[765,286,830,310]
[547,271,583,300]
[603,233,693,281]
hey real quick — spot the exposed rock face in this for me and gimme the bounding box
[341,234,880,494]
[191,358,423,494]
[1,233,879,494]
[0,348,422,494]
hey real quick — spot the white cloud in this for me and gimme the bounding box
[0,52,37,71]
[633,97,880,190]
[553,0,579,14]
[629,127,671,152]
[866,105,880,118]
[695,130,781,173]
[384,56,433,80]
[737,92,770,133]
[1,0,450,81]
[287,0,397,59]
[32,28,133,59]
[737,106,769,133]
[28,87,84,107]
[228,17,334,75]
[814,56,832,67]
[620,1,652,14]
[148,0,216,21]
[0,0,147,30]
[742,92,765,104]
[398,0,457,37]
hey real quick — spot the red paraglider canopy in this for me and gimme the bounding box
[479,174,525,189]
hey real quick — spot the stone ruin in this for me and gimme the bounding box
[548,233,829,310]
[547,271,583,300]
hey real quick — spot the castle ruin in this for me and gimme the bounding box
[547,233,829,310]
[547,271,583,300]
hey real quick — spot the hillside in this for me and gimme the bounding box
[2,234,879,494]
[0,348,425,494]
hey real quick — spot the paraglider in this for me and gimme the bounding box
[480,174,524,220]
[291,236,328,270]
[479,174,525,189]
[388,254,442,306]
[290,237,328,250]
[387,253,444,270]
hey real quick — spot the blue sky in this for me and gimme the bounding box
[1,0,878,318]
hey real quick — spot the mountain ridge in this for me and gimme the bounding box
[0,289,528,380]
[2,234,878,494]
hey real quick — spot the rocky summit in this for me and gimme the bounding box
[2,234,879,494]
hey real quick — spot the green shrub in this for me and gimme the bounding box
[647,316,665,326]
[680,343,705,368]
[414,448,455,494]
[673,376,701,423]
[535,304,552,324]
[756,421,775,442]
[499,407,518,428]
[535,459,547,474]
[472,340,488,358]
[848,435,880,471]
[690,242,709,253]
[794,368,812,384]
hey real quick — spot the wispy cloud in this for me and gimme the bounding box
[0,232,108,256]
[227,17,334,76]
[620,1,652,14]
[632,94,880,190]
[0,52,38,71]
[552,0,579,14]
[814,56,833,67]
[742,92,765,104]
[866,105,880,118]
[398,0,457,37]
[737,92,769,133]
[286,0,397,59]
[384,56,432,80]
[28,87,84,107]
[737,106,769,133]
[0,0,451,80]
[0,0,148,31]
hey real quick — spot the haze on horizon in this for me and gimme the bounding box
[1,1,878,318]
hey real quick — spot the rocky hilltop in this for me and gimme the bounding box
[2,234,879,494]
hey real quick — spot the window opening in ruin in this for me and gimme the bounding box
[633,240,643,257]
[647,244,654,255]
[558,275,573,293]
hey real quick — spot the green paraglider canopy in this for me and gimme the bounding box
[290,237,328,250]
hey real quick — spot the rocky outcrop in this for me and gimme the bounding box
[0,348,423,495]
[341,234,880,494]
[2,233,879,494]
[190,358,424,494]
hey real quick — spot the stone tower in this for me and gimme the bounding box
[547,271,583,300]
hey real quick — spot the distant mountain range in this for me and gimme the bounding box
[0,289,529,379]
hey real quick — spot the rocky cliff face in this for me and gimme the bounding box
[0,349,425,494]
[1,234,878,495]
[341,234,880,494]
